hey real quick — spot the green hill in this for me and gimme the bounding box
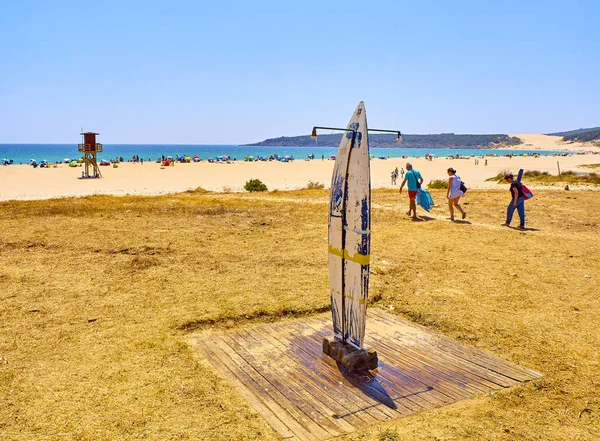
[562,129,600,143]
[547,127,600,137]
[246,133,522,149]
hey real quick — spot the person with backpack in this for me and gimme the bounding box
[502,172,526,229]
[399,162,423,219]
[446,168,466,221]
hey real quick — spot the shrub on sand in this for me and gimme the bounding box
[523,170,550,177]
[244,178,268,192]
[305,181,325,190]
[487,169,600,185]
[428,179,448,189]
[486,170,510,183]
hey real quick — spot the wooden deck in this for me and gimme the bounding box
[191,309,542,441]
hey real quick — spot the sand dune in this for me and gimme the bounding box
[509,133,599,152]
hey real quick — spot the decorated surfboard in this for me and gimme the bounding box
[328,101,370,349]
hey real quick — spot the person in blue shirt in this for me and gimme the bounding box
[399,162,424,219]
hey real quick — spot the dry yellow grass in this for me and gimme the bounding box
[1,188,599,440]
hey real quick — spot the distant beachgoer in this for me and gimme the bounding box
[400,168,405,179]
[399,162,423,219]
[391,170,397,185]
[501,173,525,229]
[446,168,466,221]
[485,158,488,166]
[322,154,324,161]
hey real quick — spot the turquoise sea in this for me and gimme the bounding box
[0,144,569,165]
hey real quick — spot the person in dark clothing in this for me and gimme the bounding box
[502,173,525,229]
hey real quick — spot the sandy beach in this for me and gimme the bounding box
[1,148,598,201]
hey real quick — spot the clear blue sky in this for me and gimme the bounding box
[1,0,599,144]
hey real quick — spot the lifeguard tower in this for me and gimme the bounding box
[78,132,103,178]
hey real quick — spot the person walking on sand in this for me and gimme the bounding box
[446,168,466,221]
[399,162,423,219]
[502,173,525,229]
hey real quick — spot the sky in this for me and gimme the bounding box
[1,0,599,144]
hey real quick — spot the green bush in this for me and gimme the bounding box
[428,179,448,189]
[485,170,510,183]
[523,170,550,177]
[305,181,325,190]
[244,178,268,192]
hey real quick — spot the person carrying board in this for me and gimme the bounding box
[399,162,424,219]
[501,172,526,229]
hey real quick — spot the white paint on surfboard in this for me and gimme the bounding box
[328,101,370,349]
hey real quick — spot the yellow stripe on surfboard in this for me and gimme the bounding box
[330,289,367,304]
[328,244,370,265]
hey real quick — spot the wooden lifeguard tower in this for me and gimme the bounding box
[78,132,103,178]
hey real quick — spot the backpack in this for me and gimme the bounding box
[522,184,533,200]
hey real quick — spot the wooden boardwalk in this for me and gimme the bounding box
[191,309,542,441]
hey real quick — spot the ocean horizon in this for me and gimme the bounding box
[0,143,571,165]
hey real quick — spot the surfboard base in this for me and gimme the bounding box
[322,337,378,371]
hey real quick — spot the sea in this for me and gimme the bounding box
[0,144,569,164]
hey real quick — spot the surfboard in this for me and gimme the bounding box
[328,101,370,349]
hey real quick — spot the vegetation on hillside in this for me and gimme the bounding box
[246,133,522,149]
[546,127,600,137]
[562,129,600,143]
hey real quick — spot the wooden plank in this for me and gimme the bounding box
[269,320,401,419]
[365,328,501,394]
[208,334,326,441]
[191,311,542,441]
[302,317,456,409]
[300,317,449,410]
[365,319,514,389]
[233,329,354,436]
[272,321,406,420]
[243,325,375,428]
[368,320,520,388]
[368,309,541,381]
[306,321,469,410]
[216,333,337,439]
[261,323,392,424]
[368,308,540,380]
[301,317,475,402]
[192,336,303,441]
